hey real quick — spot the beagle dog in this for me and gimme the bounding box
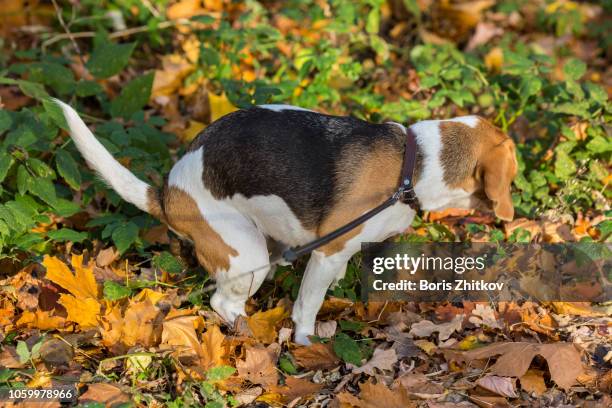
[54,101,517,345]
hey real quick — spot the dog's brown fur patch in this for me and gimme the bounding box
[440,118,517,220]
[163,186,238,274]
[146,187,164,221]
[317,143,403,255]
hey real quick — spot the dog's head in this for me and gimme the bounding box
[412,116,517,221]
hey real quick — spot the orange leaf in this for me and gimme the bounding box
[43,255,98,299]
[246,306,289,344]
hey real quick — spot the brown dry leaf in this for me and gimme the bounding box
[468,304,502,329]
[394,373,444,399]
[16,310,66,330]
[465,21,504,51]
[461,342,584,389]
[293,342,340,370]
[269,376,323,403]
[122,299,164,348]
[504,218,541,240]
[339,380,416,408]
[408,314,464,341]
[353,347,397,375]
[199,325,228,370]
[476,375,518,398]
[209,92,238,122]
[236,345,279,387]
[247,305,290,344]
[96,247,119,267]
[0,346,24,368]
[519,369,547,396]
[79,383,130,407]
[161,314,205,358]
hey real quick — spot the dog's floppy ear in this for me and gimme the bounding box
[480,140,516,221]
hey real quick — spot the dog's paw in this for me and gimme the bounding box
[294,331,313,346]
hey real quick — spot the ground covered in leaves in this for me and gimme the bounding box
[0,0,611,407]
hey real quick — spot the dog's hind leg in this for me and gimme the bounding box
[209,224,269,324]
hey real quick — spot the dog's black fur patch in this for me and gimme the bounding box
[189,107,407,230]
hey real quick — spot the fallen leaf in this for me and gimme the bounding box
[468,304,502,329]
[199,325,229,370]
[316,320,337,338]
[338,380,416,408]
[476,375,518,398]
[166,0,205,20]
[352,347,397,375]
[151,54,194,98]
[58,295,100,328]
[236,345,279,387]
[132,288,165,305]
[549,301,602,317]
[247,305,289,344]
[0,346,24,368]
[40,338,73,368]
[519,369,547,396]
[209,92,238,122]
[234,386,263,405]
[43,255,101,328]
[293,342,340,370]
[44,255,98,299]
[414,339,437,355]
[394,373,444,399]
[409,314,464,341]
[16,310,66,330]
[96,247,119,267]
[79,383,130,406]
[484,47,503,72]
[161,314,205,359]
[269,376,323,403]
[460,342,584,389]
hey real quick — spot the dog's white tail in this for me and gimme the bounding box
[53,99,162,218]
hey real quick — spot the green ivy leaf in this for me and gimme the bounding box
[103,281,132,301]
[586,135,612,154]
[110,73,154,118]
[16,341,30,363]
[333,333,362,366]
[0,110,12,134]
[206,365,236,382]
[47,228,88,243]
[0,153,14,184]
[563,58,586,80]
[42,98,68,130]
[86,41,136,79]
[111,221,140,253]
[554,150,577,179]
[279,356,298,374]
[152,251,184,274]
[30,177,57,205]
[56,150,82,190]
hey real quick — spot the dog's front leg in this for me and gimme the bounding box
[292,250,352,345]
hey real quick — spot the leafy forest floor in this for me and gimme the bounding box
[0,0,610,407]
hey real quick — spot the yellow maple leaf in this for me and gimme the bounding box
[484,47,503,72]
[43,255,98,299]
[247,306,290,344]
[16,310,66,330]
[59,295,101,328]
[133,288,166,304]
[209,92,238,122]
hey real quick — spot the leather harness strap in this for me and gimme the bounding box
[282,126,420,262]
